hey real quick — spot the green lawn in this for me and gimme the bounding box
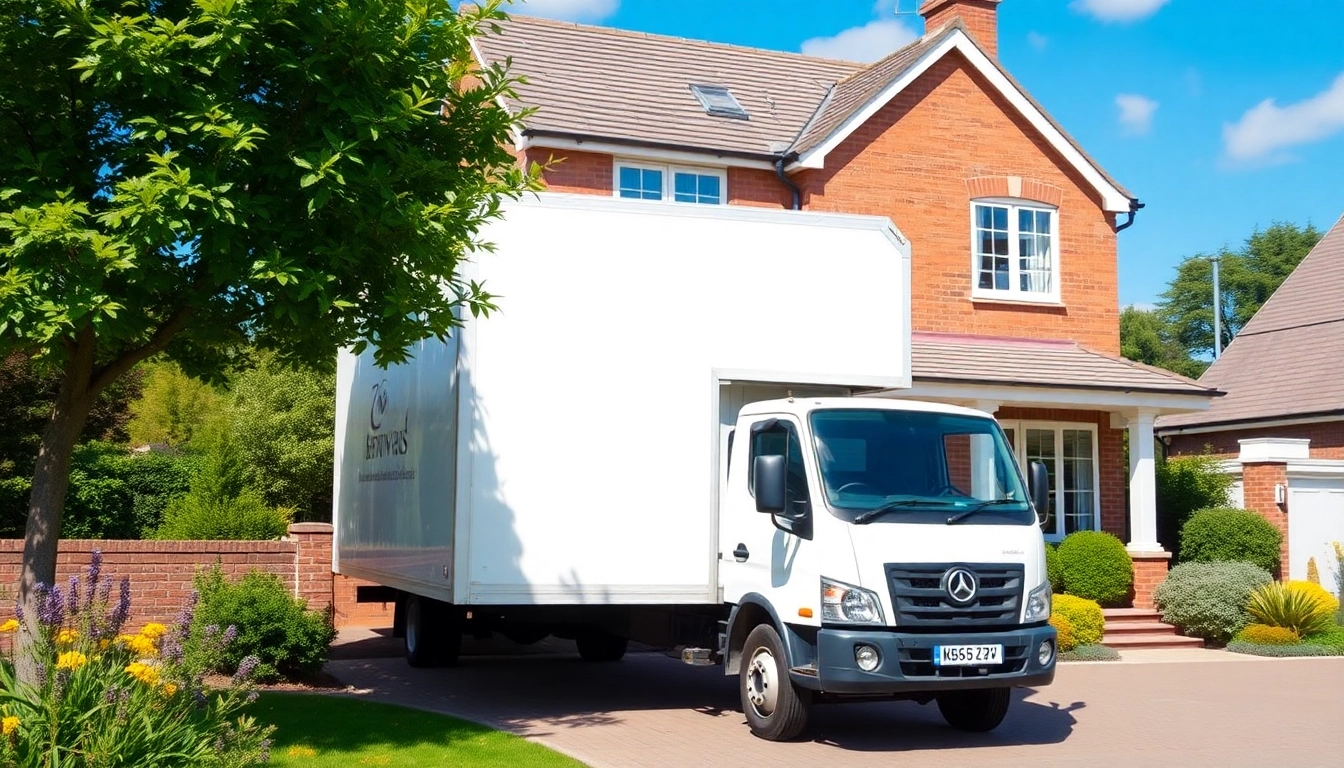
[252,692,586,767]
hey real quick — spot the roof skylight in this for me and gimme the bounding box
[689,84,749,120]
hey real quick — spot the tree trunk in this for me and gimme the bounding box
[15,340,96,685]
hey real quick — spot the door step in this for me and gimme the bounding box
[1099,608,1204,650]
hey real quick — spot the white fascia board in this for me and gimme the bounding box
[519,135,778,171]
[867,380,1215,413]
[467,38,517,120]
[790,31,1133,214]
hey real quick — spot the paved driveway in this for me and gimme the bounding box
[325,634,1344,767]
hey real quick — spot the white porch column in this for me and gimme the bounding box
[1126,408,1163,552]
[968,401,1002,497]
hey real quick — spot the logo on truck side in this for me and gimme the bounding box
[942,567,979,605]
[365,380,410,460]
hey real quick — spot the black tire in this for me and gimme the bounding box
[575,630,628,662]
[936,688,1011,732]
[404,595,461,668]
[739,624,811,741]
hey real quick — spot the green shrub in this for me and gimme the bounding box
[1156,454,1232,556]
[1056,531,1133,606]
[1049,612,1078,652]
[1304,626,1344,654]
[193,566,337,682]
[1245,582,1336,636]
[1059,644,1121,662]
[0,551,272,765]
[1233,623,1300,645]
[1226,641,1341,657]
[1051,594,1105,646]
[154,431,290,540]
[1179,507,1281,574]
[1045,543,1063,593]
[1152,561,1272,642]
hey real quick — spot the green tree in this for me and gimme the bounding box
[229,353,335,521]
[1119,306,1207,379]
[127,361,227,448]
[154,428,291,540]
[0,0,536,676]
[1158,222,1322,359]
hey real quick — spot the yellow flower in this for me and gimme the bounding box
[1,716,18,735]
[56,651,88,671]
[56,628,80,646]
[0,619,18,633]
[118,633,158,657]
[286,746,317,758]
[161,682,178,697]
[125,661,160,686]
[139,622,168,639]
[98,639,111,651]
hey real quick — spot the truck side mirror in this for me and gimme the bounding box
[753,455,787,514]
[1028,460,1050,525]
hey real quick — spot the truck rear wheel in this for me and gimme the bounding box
[575,630,628,662]
[739,624,810,741]
[404,595,461,668]
[936,688,1011,732]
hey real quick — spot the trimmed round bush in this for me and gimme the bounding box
[1050,612,1078,652]
[1056,531,1134,606]
[1052,594,1104,646]
[1152,561,1273,643]
[1179,507,1281,574]
[1045,543,1063,593]
[1234,623,1300,646]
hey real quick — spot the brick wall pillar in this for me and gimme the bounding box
[1241,462,1289,579]
[1129,551,1171,609]
[288,523,334,612]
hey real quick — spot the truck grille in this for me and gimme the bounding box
[885,563,1023,627]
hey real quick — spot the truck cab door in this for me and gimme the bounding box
[721,417,811,603]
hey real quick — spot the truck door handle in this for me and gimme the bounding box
[733,544,749,562]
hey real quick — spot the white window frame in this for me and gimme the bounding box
[612,158,726,205]
[969,198,1061,304]
[1000,420,1100,542]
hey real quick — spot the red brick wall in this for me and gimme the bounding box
[521,148,612,194]
[1129,552,1171,609]
[921,0,1001,57]
[997,407,1127,539]
[728,167,791,208]
[1166,420,1344,460]
[796,52,1120,354]
[1241,462,1289,579]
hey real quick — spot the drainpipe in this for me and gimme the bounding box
[1114,199,1145,233]
[775,153,801,211]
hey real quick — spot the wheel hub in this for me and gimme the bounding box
[746,647,779,717]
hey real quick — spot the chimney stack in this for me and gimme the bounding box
[919,0,1001,57]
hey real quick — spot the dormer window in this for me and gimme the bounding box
[970,199,1060,303]
[615,160,725,205]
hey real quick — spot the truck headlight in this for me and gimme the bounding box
[821,577,886,625]
[1024,581,1051,622]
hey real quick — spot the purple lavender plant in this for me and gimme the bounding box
[108,577,131,634]
[36,583,65,629]
[85,549,103,608]
[233,655,260,683]
[66,575,80,617]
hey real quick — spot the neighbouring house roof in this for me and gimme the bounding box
[1157,213,1344,433]
[473,15,1135,211]
[911,332,1218,397]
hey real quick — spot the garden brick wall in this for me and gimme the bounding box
[1241,461,1289,579]
[0,524,392,630]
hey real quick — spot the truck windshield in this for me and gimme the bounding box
[809,409,1033,526]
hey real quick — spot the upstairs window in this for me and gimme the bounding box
[615,161,724,205]
[971,200,1059,303]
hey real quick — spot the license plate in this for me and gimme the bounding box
[934,644,1003,666]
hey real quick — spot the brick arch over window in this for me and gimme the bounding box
[964,176,1064,207]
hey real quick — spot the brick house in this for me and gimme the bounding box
[472,0,1219,601]
[1159,214,1344,586]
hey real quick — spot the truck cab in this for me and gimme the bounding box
[719,397,1056,740]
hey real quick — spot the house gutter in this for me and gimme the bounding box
[772,83,837,212]
[1113,199,1145,232]
[775,153,802,211]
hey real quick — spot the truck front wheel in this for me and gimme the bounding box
[575,630,628,662]
[739,624,810,741]
[404,595,461,668]
[936,688,1011,732]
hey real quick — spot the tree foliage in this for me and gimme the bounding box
[1119,306,1207,379]
[155,429,291,540]
[126,361,227,448]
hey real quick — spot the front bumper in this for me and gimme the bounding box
[793,624,1056,694]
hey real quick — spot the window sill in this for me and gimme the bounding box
[970,294,1065,309]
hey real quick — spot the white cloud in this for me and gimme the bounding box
[1223,73,1344,163]
[1071,0,1170,22]
[514,0,618,22]
[1116,94,1158,135]
[1027,31,1049,50]
[801,19,919,63]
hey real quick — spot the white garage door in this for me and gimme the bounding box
[1289,476,1344,594]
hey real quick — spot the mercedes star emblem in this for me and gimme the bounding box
[944,567,978,605]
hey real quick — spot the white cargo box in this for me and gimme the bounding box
[334,193,911,605]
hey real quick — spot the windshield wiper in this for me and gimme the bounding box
[945,499,1025,525]
[853,499,960,525]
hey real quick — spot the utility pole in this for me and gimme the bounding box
[1211,256,1222,359]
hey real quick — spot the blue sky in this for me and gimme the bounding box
[509,0,1344,308]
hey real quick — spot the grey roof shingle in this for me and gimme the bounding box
[912,333,1217,396]
[1157,214,1344,430]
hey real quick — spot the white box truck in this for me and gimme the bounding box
[334,194,1056,741]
